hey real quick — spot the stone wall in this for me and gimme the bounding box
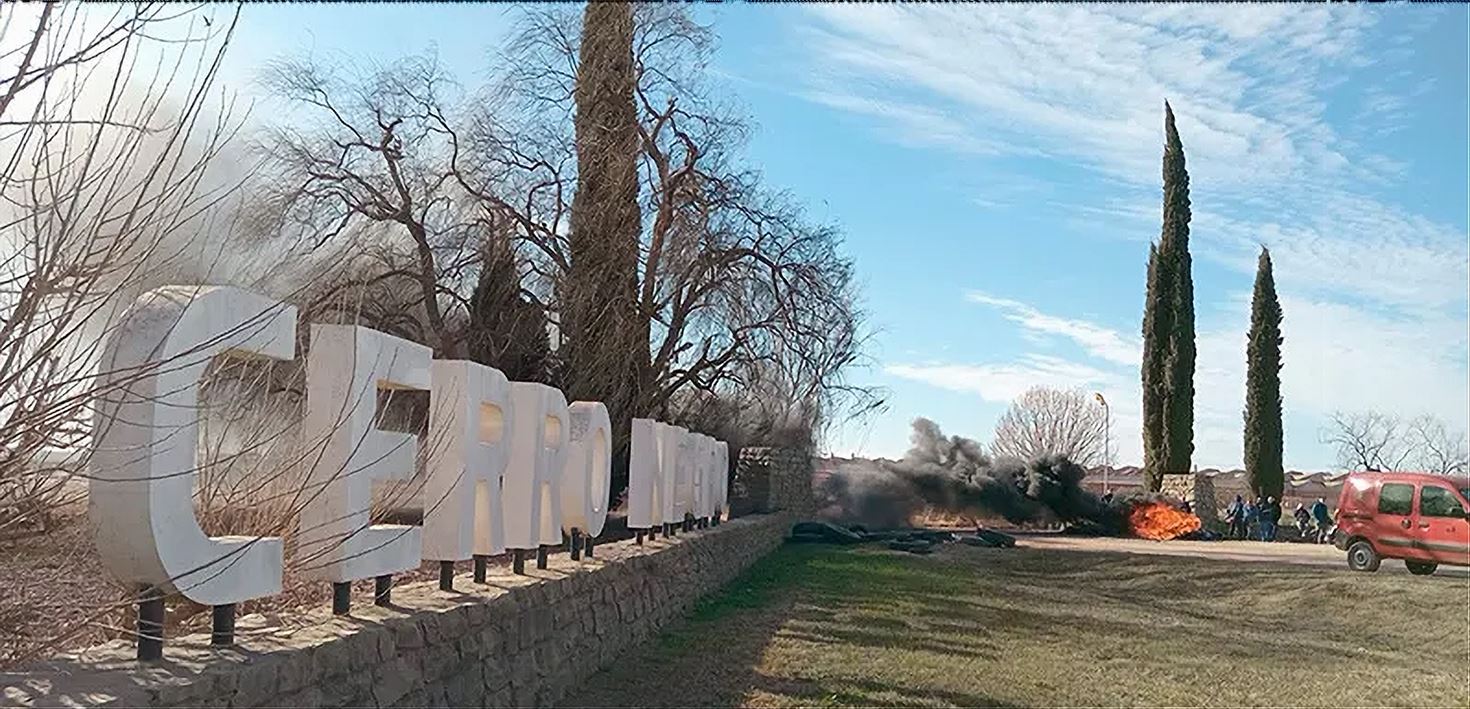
[1159,473,1218,526]
[729,447,814,518]
[1,513,793,709]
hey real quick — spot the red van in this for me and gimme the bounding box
[1334,471,1470,575]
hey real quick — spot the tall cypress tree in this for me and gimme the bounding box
[564,2,643,503]
[1140,242,1168,491]
[1142,101,1196,491]
[1244,247,1284,499]
[1159,101,1196,481]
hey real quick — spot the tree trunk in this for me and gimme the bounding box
[563,2,644,504]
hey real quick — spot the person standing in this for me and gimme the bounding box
[1311,497,1334,544]
[1293,503,1312,540]
[1247,497,1262,541]
[1225,494,1247,540]
[1262,496,1281,542]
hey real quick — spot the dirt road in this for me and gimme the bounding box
[1013,532,1470,576]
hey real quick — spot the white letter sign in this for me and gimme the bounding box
[627,418,664,529]
[298,325,430,583]
[561,402,612,537]
[86,286,736,624]
[502,382,570,549]
[712,440,729,520]
[660,424,687,525]
[689,434,708,520]
[91,286,295,605]
[423,360,512,563]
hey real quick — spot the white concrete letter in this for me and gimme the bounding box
[561,402,612,537]
[423,361,512,562]
[90,286,295,605]
[502,383,570,549]
[702,435,721,519]
[674,431,698,523]
[627,418,664,529]
[660,424,687,525]
[298,325,430,583]
[689,434,709,519]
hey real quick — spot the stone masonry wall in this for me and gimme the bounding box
[1159,473,1219,526]
[729,447,814,518]
[1,513,793,709]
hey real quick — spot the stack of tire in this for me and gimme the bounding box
[787,522,866,545]
[786,523,1019,555]
[958,528,1018,548]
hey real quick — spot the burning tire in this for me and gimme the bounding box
[1346,540,1380,573]
[1405,560,1437,576]
[1127,500,1201,541]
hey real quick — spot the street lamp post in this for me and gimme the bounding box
[1094,392,1110,493]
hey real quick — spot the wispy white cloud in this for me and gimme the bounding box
[965,291,1139,366]
[799,5,1382,194]
[1357,85,1412,134]
[969,173,1058,210]
[1195,199,1469,311]
[792,5,1466,314]
[1273,295,1469,429]
[803,90,1015,157]
[885,355,1118,404]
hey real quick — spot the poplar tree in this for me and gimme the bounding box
[1244,247,1284,499]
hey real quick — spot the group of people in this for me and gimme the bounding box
[1224,494,1334,543]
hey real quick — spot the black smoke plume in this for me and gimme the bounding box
[817,418,1127,531]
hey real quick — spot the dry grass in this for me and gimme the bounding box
[565,542,1470,708]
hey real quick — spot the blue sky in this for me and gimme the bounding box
[215,4,1468,471]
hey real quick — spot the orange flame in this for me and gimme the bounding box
[1127,501,1201,541]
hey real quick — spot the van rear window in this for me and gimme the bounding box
[1378,483,1414,515]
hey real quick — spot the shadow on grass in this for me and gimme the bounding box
[562,545,1022,707]
[747,674,1023,709]
[563,542,1470,708]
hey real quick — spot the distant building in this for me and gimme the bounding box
[1084,466,1346,513]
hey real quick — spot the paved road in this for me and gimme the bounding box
[1012,532,1470,577]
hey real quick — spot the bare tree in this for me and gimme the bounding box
[252,53,480,357]
[1407,415,1468,476]
[0,5,525,669]
[256,4,881,464]
[0,3,247,537]
[1320,411,1412,472]
[0,2,336,666]
[499,5,880,450]
[991,387,1107,467]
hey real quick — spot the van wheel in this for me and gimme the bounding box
[1406,560,1438,576]
[1346,540,1380,572]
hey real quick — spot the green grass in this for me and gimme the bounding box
[565,543,1470,708]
